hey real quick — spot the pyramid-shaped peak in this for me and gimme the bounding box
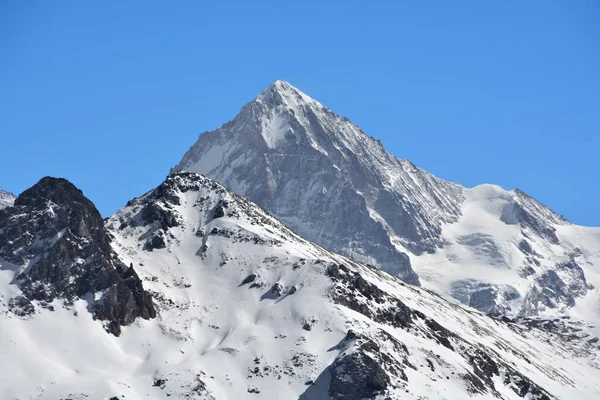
[272,79,294,90]
[256,80,318,108]
[14,176,90,209]
[269,80,301,93]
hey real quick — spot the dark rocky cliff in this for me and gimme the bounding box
[0,177,155,335]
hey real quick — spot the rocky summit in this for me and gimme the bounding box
[0,177,155,335]
[173,81,600,323]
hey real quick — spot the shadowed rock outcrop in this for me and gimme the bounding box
[0,177,155,335]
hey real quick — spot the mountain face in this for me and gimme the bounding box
[173,81,600,322]
[3,172,598,399]
[0,190,15,209]
[0,177,155,336]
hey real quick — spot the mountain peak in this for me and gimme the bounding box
[13,176,95,213]
[255,80,317,108]
[267,80,298,94]
[0,176,156,336]
[271,79,293,90]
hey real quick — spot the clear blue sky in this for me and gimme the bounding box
[1,1,599,225]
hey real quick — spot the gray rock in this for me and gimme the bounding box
[450,279,520,315]
[171,81,471,284]
[329,342,390,400]
[520,260,591,316]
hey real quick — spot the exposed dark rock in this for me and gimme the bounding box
[422,316,455,350]
[8,295,35,317]
[570,247,583,259]
[468,348,499,390]
[460,344,554,399]
[327,263,415,329]
[302,318,317,331]
[213,200,228,219]
[518,239,534,255]
[426,358,435,371]
[0,177,155,336]
[140,202,179,230]
[504,371,552,399]
[148,372,214,399]
[153,378,167,388]
[519,265,536,278]
[247,386,260,394]
[327,263,553,399]
[95,264,156,335]
[329,346,390,399]
[270,282,284,297]
[241,274,257,285]
[145,233,166,250]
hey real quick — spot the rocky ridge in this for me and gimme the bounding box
[0,177,155,335]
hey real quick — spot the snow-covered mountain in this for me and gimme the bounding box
[0,190,15,209]
[173,81,600,322]
[2,172,599,399]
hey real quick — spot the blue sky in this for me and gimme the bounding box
[1,1,599,225]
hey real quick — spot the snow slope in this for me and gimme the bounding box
[2,172,597,399]
[173,81,600,323]
[413,184,600,323]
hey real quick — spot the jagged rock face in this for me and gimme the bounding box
[325,262,561,400]
[450,279,520,316]
[0,177,155,335]
[519,259,592,317]
[329,334,392,400]
[172,81,599,323]
[501,189,568,245]
[0,189,15,210]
